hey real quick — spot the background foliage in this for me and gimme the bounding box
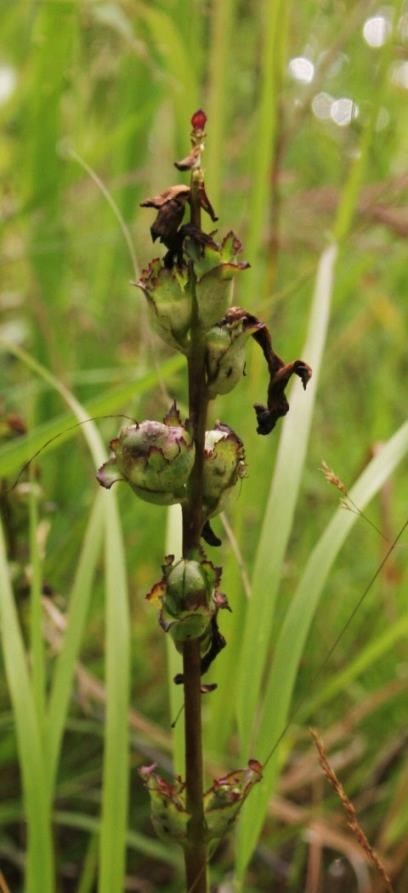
[0,0,407,891]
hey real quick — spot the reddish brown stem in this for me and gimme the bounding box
[181,168,208,889]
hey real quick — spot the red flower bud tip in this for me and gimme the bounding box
[191,109,207,131]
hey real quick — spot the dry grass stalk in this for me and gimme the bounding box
[320,460,348,496]
[320,460,387,540]
[0,873,12,893]
[310,728,394,893]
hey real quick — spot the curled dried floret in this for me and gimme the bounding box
[252,324,312,434]
[206,306,312,433]
[140,185,191,256]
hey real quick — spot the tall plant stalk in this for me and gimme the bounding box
[183,318,209,890]
[182,168,209,885]
[97,110,312,891]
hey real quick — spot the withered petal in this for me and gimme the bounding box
[202,519,222,547]
[198,182,218,222]
[150,200,186,245]
[146,579,166,604]
[174,146,201,171]
[174,617,226,685]
[200,683,218,693]
[180,223,219,251]
[200,617,226,675]
[140,184,190,209]
[163,401,183,428]
[246,315,312,435]
[254,359,312,435]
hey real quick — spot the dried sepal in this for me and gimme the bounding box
[174,145,201,171]
[96,457,124,489]
[197,180,218,222]
[96,405,194,505]
[139,765,189,845]
[145,579,167,606]
[140,185,191,210]
[203,759,263,841]
[163,402,184,428]
[139,757,262,847]
[191,230,249,280]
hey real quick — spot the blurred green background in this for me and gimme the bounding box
[0,0,407,891]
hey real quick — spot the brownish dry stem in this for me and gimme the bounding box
[181,172,208,893]
[310,728,394,893]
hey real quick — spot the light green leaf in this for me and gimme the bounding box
[236,419,408,876]
[0,519,54,893]
[0,348,183,478]
[46,494,104,787]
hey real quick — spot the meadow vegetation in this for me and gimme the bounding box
[0,1,407,891]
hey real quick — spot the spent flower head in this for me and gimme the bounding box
[97,110,313,875]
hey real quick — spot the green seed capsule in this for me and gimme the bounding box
[146,555,223,648]
[136,260,192,352]
[96,404,194,505]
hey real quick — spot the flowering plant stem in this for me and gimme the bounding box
[100,108,312,892]
[182,179,208,893]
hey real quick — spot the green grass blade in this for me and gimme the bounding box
[205,0,236,210]
[0,346,183,478]
[0,342,105,468]
[46,493,104,787]
[246,0,290,266]
[77,833,98,893]
[136,5,197,132]
[0,519,54,893]
[23,0,77,378]
[98,492,130,893]
[297,612,408,722]
[237,244,338,754]
[53,810,182,868]
[29,469,46,723]
[236,418,408,877]
[3,341,130,893]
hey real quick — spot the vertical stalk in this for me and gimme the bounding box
[181,163,209,893]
